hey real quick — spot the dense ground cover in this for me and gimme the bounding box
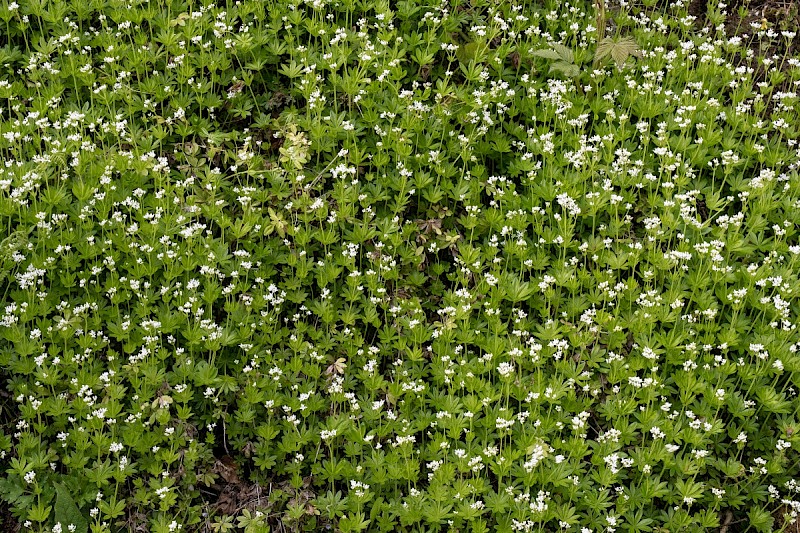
[1,0,800,531]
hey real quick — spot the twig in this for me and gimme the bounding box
[307,151,345,190]
[719,510,733,533]
[596,0,606,40]
[223,418,229,455]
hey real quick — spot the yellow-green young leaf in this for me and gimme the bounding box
[169,12,189,26]
[595,36,641,67]
[28,503,52,523]
[610,38,637,66]
[326,357,347,375]
[593,37,614,64]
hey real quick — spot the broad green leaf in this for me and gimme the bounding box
[594,36,641,67]
[551,42,574,64]
[531,48,562,61]
[594,37,614,63]
[54,483,88,533]
[550,61,581,78]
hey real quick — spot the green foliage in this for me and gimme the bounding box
[0,0,799,532]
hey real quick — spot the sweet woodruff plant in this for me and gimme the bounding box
[0,0,800,532]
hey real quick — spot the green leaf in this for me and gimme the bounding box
[28,502,52,523]
[594,37,613,63]
[748,507,773,533]
[675,478,704,503]
[594,36,641,68]
[339,512,370,533]
[551,43,574,64]
[278,60,303,79]
[457,42,480,63]
[531,48,562,61]
[610,39,637,66]
[550,61,581,78]
[54,482,88,533]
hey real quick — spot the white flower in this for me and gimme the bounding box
[642,347,658,360]
[497,362,515,378]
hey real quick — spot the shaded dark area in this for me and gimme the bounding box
[194,456,327,533]
[0,366,20,533]
[0,500,20,533]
